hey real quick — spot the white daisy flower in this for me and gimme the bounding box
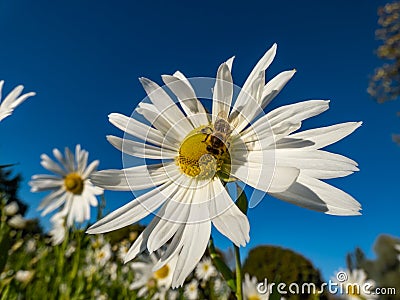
[4,201,19,216]
[0,81,35,122]
[29,145,103,226]
[195,257,217,282]
[15,270,34,284]
[243,273,270,300]
[87,44,362,287]
[333,269,377,300]
[129,251,178,295]
[94,242,112,267]
[214,277,231,299]
[184,279,199,300]
[7,214,27,229]
[49,212,66,246]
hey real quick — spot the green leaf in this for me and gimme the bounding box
[235,184,248,215]
[0,230,11,273]
[208,239,236,292]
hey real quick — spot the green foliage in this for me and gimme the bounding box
[369,1,400,103]
[242,245,328,300]
[348,234,400,300]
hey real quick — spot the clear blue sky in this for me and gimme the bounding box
[0,0,398,280]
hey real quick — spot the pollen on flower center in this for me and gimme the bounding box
[153,264,169,280]
[64,173,84,195]
[177,126,230,179]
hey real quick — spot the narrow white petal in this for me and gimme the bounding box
[41,191,68,216]
[82,160,99,179]
[209,180,250,246]
[171,221,211,287]
[108,113,178,151]
[40,154,66,176]
[124,217,161,263]
[87,176,189,234]
[139,77,193,134]
[212,62,233,122]
[270,174,361,215]
[136,102,185,143]
[29,177,64,192]
[162,73,209,128]
[241,43,277,96]
[289,122,362,149]
[260,69,296,109]
[37,188,65,210]
[275,149,359,172]
[106,135,177,159]
[90,162,179,191]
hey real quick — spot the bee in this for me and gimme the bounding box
[201,111,232,156]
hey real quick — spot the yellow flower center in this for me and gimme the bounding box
[177,126,230,179]
[64,173,84,195]
[248,294,261,300]
[153,264,169,280]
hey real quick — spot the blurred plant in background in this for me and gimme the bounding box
[369,1,400,143]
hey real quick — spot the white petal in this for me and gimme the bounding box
[87,175,190,234]
[41,191,68,216]
[260,69,296,109]
[289,122,362,149]
[36,188,65,210]
[209,180,250,247]
[29,177,64,192]
[212,62,233,122]
[40,154,66,176]
[90,162,179,191]
[171,221,211,287]
[275,149,359,173]
[82,160,99,179]
[162,73,209,128]
[108,113,178,151]
[139,77,193,134]
[106,135,177,159]
[124,217,161,262]
[136,102,185,143]
[269,174,361,215]
[241,44,277,97]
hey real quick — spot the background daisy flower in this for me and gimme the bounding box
[0,81,35,122]
[29,144,103,226]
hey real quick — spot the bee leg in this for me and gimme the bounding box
[202,134,210,143]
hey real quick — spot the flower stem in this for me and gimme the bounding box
[234,245,243,300]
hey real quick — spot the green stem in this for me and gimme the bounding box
[234,245,243,300]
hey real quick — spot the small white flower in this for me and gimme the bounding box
[49,212,66,246]
[25,239,37,253]
[65,244,76,258]
[4,201,19,216]
[129,251,178,295]
[195,257,217,281]
[7,214,27,229]
[243,273,269,300]
[94,243,112,267]
[214,277,231,299]
[0,81,35,122]
[117,243,129,262]
[15,270,34,283]
[184,279,199,300]
[333,269,377,300]
[106,262,118,281]
[29,145,103,226]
